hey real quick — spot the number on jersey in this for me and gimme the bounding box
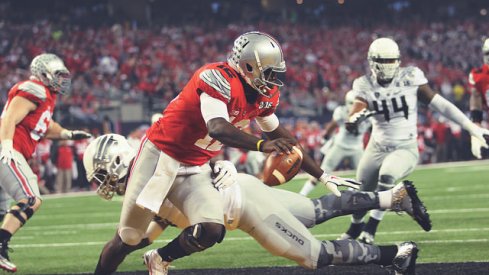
[372,95,409,122]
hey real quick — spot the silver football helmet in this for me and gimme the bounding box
[83,134,135,200]
[228,31,286,97]
[368,37,401,84]
[483,38,489,65]
[30,53,71,94]
[345,90,355,112]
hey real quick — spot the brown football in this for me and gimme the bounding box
[262,146,303,186]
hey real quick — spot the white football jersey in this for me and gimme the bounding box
[331,105,369,149]
[352,66,428,145]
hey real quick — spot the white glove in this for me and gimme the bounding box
[60,129,92,140]
[212,160,238,190]
[0,140,18,165]
[319,173,361,197]
[465,123,489,159]
[471,135,488,159]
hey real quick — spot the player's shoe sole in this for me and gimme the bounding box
[403,181,432,232]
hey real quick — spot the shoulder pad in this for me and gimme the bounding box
[17,81,47,101]
[352,76,371,97]
[399,66,427,86]
[199,69,231,101]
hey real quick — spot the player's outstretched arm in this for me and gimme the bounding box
[45,121,92,140]
[419,84,489,158]
[345,98,371,134]
[0,96,36,164]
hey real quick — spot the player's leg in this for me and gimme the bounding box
[340,141,383,240]
[0,150,43,272]
[299,145,343,196]
[143,171,225,272]
[361,142,419,244]
[95,139,178,275]
[237,174,416,272]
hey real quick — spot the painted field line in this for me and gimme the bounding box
[12,227,489,248]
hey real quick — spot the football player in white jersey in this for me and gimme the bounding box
[84,134,431,275]
[299,91,370,196]
[339,37,489,244]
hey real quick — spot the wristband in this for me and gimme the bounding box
[256,139,265,152]
[471,109,483,123]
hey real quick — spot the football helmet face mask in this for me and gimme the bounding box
[83,134,135,200]
[368,38,401,84]
[30,53,71,94]
[345,90,355,112]
[228,31,286,97]
[483,38,489,65]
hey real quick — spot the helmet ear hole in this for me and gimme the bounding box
[115,156,121,165]
[246,63,253,72]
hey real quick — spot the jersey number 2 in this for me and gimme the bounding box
[372,95,409,122]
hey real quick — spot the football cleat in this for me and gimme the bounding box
[143,249,170,275]
[391,180,432,232]
[337,222,365,240]
[392,241,418,275]
[0,241,16,273]
[358,231,375,244]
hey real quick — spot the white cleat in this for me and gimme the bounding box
[143,249,170,275]
[392,241,418,275]
[358,231,375,244]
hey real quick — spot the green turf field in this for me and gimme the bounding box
[8,161,489,274]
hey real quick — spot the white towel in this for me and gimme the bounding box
[136,151,180,213]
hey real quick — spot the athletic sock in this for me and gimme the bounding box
[363,217,381,235]
[377,245,398,266]
[0,229,12,242]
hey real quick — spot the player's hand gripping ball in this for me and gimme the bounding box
[262,146,303,186]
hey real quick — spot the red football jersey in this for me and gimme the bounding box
[468,64,489,110]
[1,79,57,159]
[147,62,280,166]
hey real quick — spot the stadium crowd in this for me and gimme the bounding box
[0,0,487,193]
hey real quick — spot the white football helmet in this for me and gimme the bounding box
[368,37,401,84]
[345,90,355,112]
[30,53,71,94]
[83,134,135,200]
[228,31,286,97]
[483,38,489,65]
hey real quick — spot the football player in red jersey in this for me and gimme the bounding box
[468,38,489,159]
[0,53,91,272]
[94,32,360,275]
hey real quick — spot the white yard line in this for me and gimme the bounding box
[11,227,489,248]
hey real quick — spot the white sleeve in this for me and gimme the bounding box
[255,113,280,132]
[200,93,230,124]
[429,94,472,129]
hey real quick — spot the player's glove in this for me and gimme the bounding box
[0,140,19,165]
[319,173,361,197]
[467,124,489,159]
[60,129,92,140]
[345,109,374,135]
[212,160,238,190]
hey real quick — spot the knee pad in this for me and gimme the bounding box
[378,175,396,191]
[180,222,225,254]
[7,197,36,226]
[119,227,144,246]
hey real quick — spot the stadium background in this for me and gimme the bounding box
[0,0,488,274]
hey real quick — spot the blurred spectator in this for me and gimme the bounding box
[54,140,75,193]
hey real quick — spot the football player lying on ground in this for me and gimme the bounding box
[84,134,431,275]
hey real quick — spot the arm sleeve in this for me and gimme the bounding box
[200,93,230,124]
[198,69,232,103]
[255,113,280,132]
[429,94,472,129]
